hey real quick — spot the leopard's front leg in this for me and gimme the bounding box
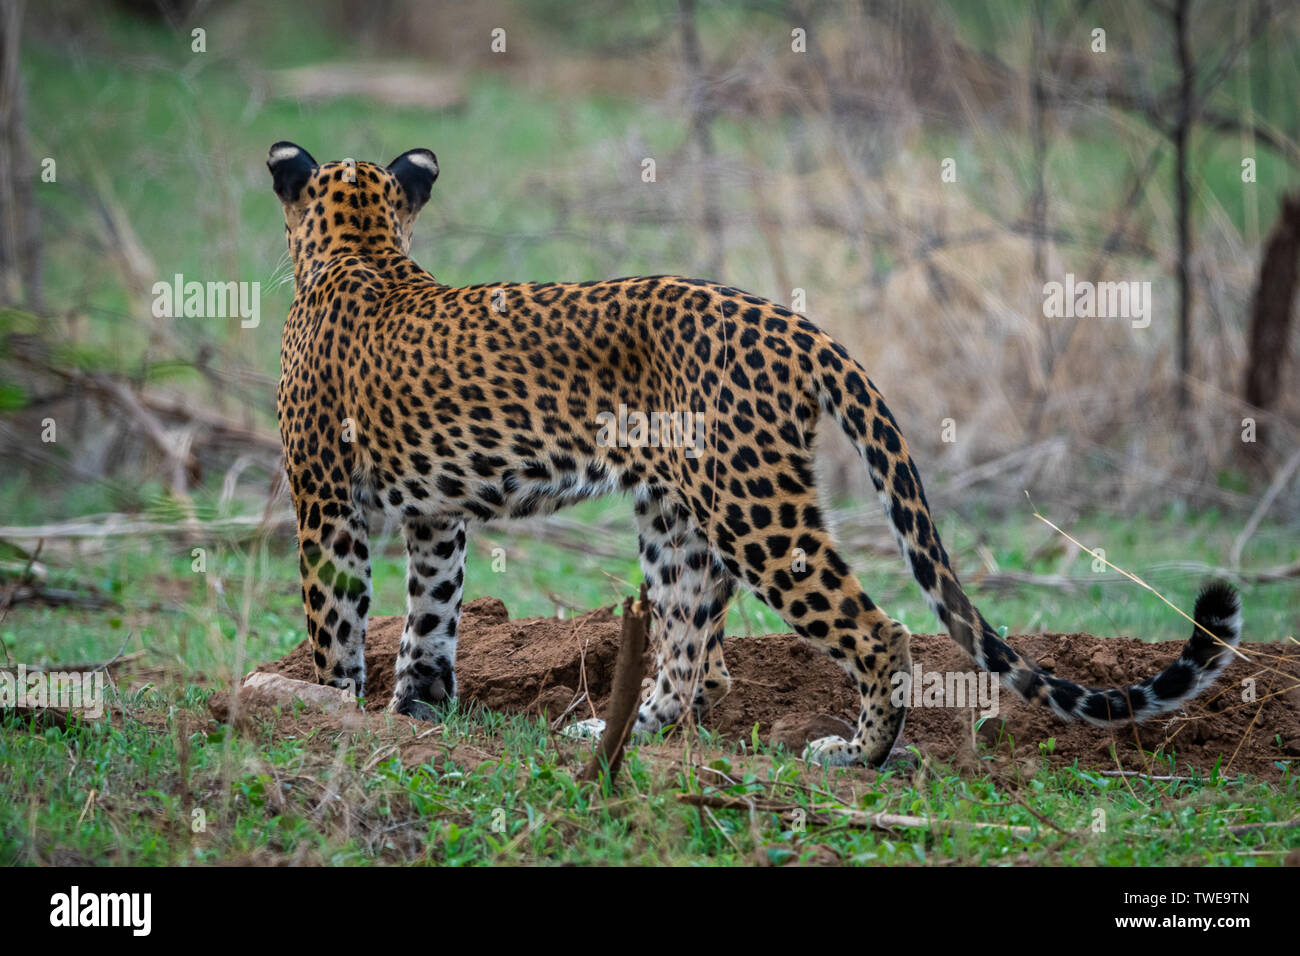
[389,517,466,720]
[290,479,373,698]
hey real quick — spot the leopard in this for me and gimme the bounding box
[268,140,1243,767]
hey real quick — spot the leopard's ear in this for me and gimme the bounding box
[387,149,439,215]
[267,142,317,204]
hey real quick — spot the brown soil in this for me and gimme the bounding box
[254,596,1300,781]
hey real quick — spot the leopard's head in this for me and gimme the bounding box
[266,142,438,266]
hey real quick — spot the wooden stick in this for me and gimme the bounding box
[21,650,144,673]
[0,583,118,610]
[1226,818,1300,836]
[0,512,295,542]
[578,584,650,784]
[674,792,1041,836]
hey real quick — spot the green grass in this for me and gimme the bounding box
[3,689,1295,866]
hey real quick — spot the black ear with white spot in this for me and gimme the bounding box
[267,142,317,204]
[388,149,439,214]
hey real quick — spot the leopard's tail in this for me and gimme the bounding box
[808,338,1243,725]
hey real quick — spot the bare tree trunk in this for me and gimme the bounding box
[0,0,42,310]
[1030,0,1048,285]
[1173,0,1193,409]
[1243,193,1300,454]
[678,0,724,280]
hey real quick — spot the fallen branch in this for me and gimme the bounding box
[578,584,650,784]
[1225,817,1300,836]
[0,582,118,610]
[21,650,144,674]
[975,558,1300,595]
[1100,770,1196,783]
[0,512,296,542]
[674,792,1041,836]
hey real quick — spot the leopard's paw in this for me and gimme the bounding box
[802,734,861,767]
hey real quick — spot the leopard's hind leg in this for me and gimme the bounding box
[701,478,912,767]
[630,488,736,736]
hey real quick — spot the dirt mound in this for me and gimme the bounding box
[258,597,1300,781]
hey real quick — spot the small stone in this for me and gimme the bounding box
[239,672,357,713]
